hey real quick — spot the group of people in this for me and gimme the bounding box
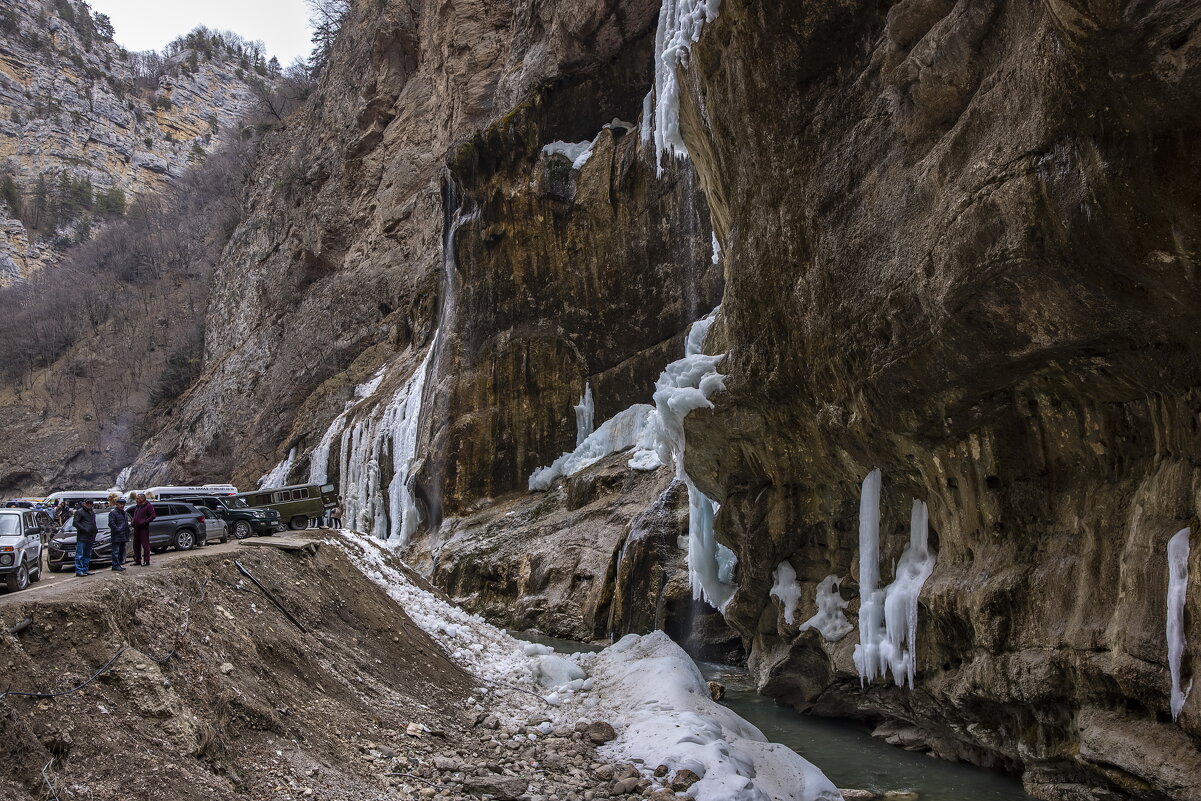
[69,494,158,577]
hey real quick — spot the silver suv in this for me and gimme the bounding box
[0,508,45,592]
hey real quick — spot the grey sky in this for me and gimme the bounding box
[86,0,314,65]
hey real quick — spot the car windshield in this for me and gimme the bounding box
[229,497,249,509]
[0,515,21,535]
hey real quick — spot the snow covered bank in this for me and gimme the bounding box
[336,531,842,801]
[588,631,842,801]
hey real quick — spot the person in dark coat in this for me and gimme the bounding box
[130,493,156,566]
[107,498,131,572]
[72,499,98,576]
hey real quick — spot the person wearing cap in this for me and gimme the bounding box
[130,492,156,566]
[107,497,131,572]
[72,499,98,576]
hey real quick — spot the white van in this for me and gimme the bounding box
[133,485,239,500]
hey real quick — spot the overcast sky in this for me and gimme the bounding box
[86,0,314,65]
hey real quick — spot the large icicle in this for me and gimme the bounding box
[853,474,936,689]
[574,384,595,447]
[853,469,884,685]
[259,446,297,489]
[1168,527,1192,722]
[650,0,722,174]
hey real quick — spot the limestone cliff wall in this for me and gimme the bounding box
[666,1,1201,799]
[0,0,265,282]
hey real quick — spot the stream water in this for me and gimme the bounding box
[512,632,1035,801]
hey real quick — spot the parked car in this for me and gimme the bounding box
[237,483,338,530]
[176,494,282,540]
[48,501,212,571]
[0,508,45,591]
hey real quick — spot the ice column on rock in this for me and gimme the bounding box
[308,368,386,485]
[770,561,803,624]
[651,0,722,174]
[528,404,655,491]
[853,474,936,688]
[853,469,884,685]
[1168,527,1192,721]
[259,446,296,489]
[575,384,595,447]
[114,465,133,491]
[882,499,935,688]
[799,576,853,642]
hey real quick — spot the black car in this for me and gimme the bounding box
[175,494,283,539]
[48,501,212,571]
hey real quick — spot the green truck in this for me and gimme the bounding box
[237,483,338,530]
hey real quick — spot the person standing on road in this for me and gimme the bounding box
[329,498,343,529]
[108,497,131,572]
[72,499,98,576]
[130,493,156,566]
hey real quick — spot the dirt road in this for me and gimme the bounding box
[0,532,326,606]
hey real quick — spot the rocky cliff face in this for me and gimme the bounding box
[101,1,1201,799]
[0,0,266,282]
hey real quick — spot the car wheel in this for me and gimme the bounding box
[221,526,229,544]
[290,516,309,531]
[5,563,29,592]
[173,529,196,551]
[232,521,253,540]
[29,563,41,582]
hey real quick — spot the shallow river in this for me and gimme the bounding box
[513,631,1035,801]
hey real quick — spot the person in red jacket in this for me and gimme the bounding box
[130,493,157,566]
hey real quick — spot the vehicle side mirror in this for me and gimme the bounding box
[25,527,41,537]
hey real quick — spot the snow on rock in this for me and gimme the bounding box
[528,404,655,491]
[585,632,842,801]
[258,446,296,489]
[770,561,803,624]
[542,139,595,170]
[853,472,936,688]
[799,576,853,642]
[1168,527,1192,721]
[338,533,841,800]
[574,383,595,447]
[650,0,722,175]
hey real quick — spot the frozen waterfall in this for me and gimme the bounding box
[799,576,853,642]
[574,384,595,446]
[1168,527,1192,722]
[853,471,936,689]
[259,446,297,489]
[649,0,722,174]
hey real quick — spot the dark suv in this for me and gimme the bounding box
[48,502,212,571]
[176,495,283,539]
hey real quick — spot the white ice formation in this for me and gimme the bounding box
[799,575,853,642]
[650,0,722,174]
[542,139,596,171]
[113,465,133,492]
[574,384,595,446]
[525,308,734,610]
[338,339,436,544]
[1168,527,1192,722]
[527,404,655,491]
[258,446,296,489]
[770,561,803,624]
[308,368,386,485]
[852,470,935,688]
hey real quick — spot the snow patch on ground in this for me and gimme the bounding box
[337,532,841,801]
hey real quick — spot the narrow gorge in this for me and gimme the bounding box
[3,1,1200,800]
